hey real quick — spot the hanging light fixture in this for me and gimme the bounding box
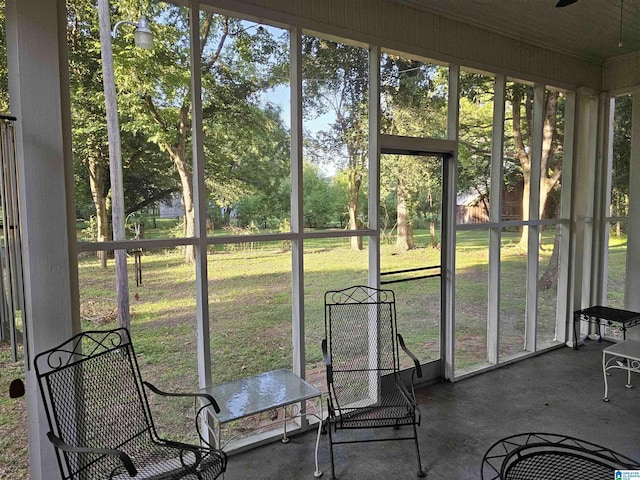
[112,16,154,49]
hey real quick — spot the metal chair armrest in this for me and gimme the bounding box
[397,334,422,378]
[143,381,228,450]
[322,338,333,384]
[143,380,221,413]
[47,432,137,478]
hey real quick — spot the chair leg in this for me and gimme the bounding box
[412,421,426,477]
[327,422,337,480]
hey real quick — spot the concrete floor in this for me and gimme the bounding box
[223,340,640,479]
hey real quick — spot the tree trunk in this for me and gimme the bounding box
[538,225,561,291]
[167,144,195,264]
[512,88,532,250]
[396,176,415,252]
[616,194,621,236]
[152,101,196,264]
[223,206,231,226]
[348,168,362,251]
[430,221,436,248]
[513,90,560,251]
[518,180,531,250]
[87,153,109,268]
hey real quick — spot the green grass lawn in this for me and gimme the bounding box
[1,227,628,478]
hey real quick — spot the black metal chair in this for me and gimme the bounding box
[322,285,425,479]
[481,432,640,480]
[34,328,227,480]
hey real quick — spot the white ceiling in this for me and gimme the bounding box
[391,0,640,64]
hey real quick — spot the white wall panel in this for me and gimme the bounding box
[603,51,640,93]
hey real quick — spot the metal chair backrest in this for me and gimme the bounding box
[324,286,400,410]
[481,433,640,480]
[34,328,155,478]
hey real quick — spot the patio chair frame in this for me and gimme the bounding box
[322,285,426,479]
[34,327,227,480]
[481,432,640,480]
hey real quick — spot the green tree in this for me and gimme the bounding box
[68,0,118,264]
[67,0,178,260]
[380,54,447,251]
[115,7,288,262]
[302,36,369,250]
[611,93,631,236]
[205,102,290,231]
[507,84,563,249]
[302,162,344,228]
[457,72,495,219]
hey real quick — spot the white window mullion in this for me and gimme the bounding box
[488,74,505,364]
[368,45,380,289]
[524,84,544,352]
[189,4,211,387]
[444,64,460,380]
[290,27,305,378]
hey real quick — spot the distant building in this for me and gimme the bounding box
[456,184,524,224]
[158,193,183,218]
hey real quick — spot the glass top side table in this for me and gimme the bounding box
[197,369,323,477]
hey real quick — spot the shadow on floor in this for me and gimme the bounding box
[223,341,640,479]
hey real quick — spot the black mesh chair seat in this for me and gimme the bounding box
[65,439,225,479]
[481,432,640,480]
[34,328,227,480]
[336,381,416,428]
[504,452,612,480]
[322,286,426,479]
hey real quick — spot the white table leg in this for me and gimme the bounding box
[603,351,610,401]
[282,406,290,444]
[313,415,323,478]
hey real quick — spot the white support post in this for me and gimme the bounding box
[556,91,576,344]
[189,4,212,387]
[7,0,77,478]
[488,74,506,364]
[569,90,598,344]
[290,27,305,378]
[584,94,600,309]
[524,84,544,352]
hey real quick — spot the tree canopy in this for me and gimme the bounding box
[3,3,629,265]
